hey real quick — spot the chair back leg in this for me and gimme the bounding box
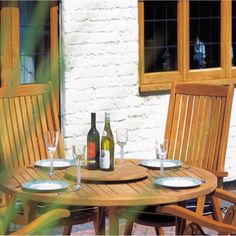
[124,219,134,235]
[63,224,73,235]
[183,223,206,235]
[223,205,236,225]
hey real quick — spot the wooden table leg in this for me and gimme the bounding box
[196,196,206,215]
[22,200,38,223]
[95,207,106,235]
[107,207,119,235]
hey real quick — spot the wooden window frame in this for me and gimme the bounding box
[0,0,59,97]
[139,0,236,93]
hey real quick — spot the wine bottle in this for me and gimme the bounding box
[100,112,114,171]
[87,113,100,170]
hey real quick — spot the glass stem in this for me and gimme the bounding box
[160,159,164,176]
[77,165,81,186]
[50,152,54,174]
[120,145,124,165]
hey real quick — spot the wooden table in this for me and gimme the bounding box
[0,160,217,235]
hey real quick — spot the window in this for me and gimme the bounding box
[20,1,51,84]
[144,1,177,73]
[139,0,235,92]
[0,1,59,92]
[189,1,220,69]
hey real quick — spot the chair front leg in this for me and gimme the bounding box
[124,219,134,235]
[209,194,223,222]
[183,223,206,235]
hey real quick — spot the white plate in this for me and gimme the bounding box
[35,159,74,169]
[22,180,69,192]
[140,159,182,169]
[154,177,203,188]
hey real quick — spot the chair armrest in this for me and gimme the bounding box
[9,209,70,235]
[210,170,228,178]
[156,205,236,234]
[213,188,236,204]
[209,171,228,188]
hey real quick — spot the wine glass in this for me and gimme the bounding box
[45,131,59,176]
[116,128,128,165]
[71,145,85,190]
[156,139,168,176]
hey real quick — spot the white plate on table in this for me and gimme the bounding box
[140,159,182,169]
[35,159,74,169]
[22,180,69,192]
[154,177,203,189]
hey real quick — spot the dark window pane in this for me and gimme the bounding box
[190,1,220,69]
[144,2,155,21]
[154,2,165,20]
[154,21,165,48]
[145,48,155,72]
[232,1,236,66]
[144,22,155,48]
[167,21,177,45]
[144,1,177,73]
[20,1,51,84]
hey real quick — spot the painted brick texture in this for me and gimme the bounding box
[61,0,236,181]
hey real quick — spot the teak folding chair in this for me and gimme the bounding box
[0,83,99,235]
[123,82,234,235]
[0,83,64,170]
[156,188,236,235]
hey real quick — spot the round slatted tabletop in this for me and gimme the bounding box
[0,160,217,207]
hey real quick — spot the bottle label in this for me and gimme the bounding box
[88,142,96,161]
[100,150,110,169]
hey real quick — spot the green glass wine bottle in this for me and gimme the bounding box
[87,113,100,170]
[100,112,114,171]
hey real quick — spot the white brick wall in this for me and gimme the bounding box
[61,0,236,181]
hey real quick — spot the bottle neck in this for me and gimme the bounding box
[104,113,111,130]
[105,119,111,130]
[91,113,96,129]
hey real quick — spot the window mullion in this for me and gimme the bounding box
[11,1,20,86]
[221,0,232,78]
[0,1,20,87]
[138,1,145,86]
[50,1,60,110]
[178,0,189,82]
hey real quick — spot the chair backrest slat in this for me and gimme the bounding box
[38,94,50,158]
[31,95,47,160]
[0,83,64,170]
[4,97,19,168]
[180,95,194,163]
[21,96,37,165]
[14,97,29,167]
[196,96,211,168]
[10,97,25,167]
[0,99,13,169]
[166,82,234,173]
